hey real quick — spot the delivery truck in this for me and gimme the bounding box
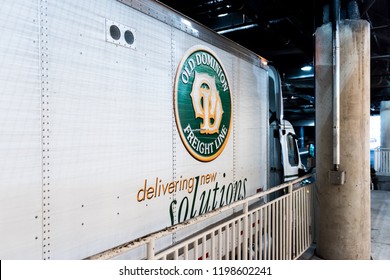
[0,0,305,259]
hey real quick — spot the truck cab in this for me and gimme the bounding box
[268,65,306,187]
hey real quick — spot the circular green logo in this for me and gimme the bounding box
[174,46,232,162]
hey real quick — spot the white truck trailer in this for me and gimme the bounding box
[0,0,304,259]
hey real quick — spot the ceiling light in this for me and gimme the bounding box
[301,65,312,71]
[217,23,258,34]
[218,13,228,17]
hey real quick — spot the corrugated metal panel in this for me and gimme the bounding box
[45,0,174,259]
[0,0,42,259]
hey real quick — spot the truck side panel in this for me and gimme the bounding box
[0,0,269,259]
[0,0,43,259]
[234,63,268,193]
[46,0,175,259]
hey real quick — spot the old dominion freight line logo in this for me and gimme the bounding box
[174,46,232,162]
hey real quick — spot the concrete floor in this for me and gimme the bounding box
[299,190,390,260]
[371,190,390,260]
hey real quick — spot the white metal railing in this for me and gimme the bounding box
[374,148,390,175]
[87,174,315,260]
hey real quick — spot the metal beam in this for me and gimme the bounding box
[372,55,390,60]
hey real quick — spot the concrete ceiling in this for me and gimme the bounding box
[158,0,390,123]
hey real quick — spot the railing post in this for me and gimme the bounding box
[374,148,378,172]
[147,239,155,260]
[242,201,248,260]
[288,182,293,259]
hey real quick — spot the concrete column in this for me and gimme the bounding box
[315,20,371,259]
[380,101,390,148]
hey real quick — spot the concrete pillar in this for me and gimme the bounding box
[315,20,371,259]
[380,101,390,148]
